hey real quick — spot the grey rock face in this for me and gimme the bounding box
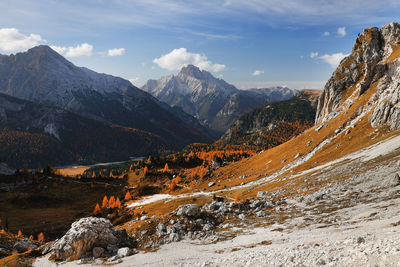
[315,22,400,131]
[51,217,129,261]
[0,46,129,109]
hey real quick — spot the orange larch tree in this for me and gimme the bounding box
[38,232,45,242]
[124,191,132,201]
[102,196,109,208]
[115,198,122,209]
[109,196,116,208]
[93,203,101,215]
[163,163,169,173]
[170,178,177,190]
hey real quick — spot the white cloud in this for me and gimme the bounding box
[153,48,226,72]
[319,53,348,68]
[310,52,319,58]
[50,43,93,57]
[252,70,264,76]
[0,28,43,52]
[337,27,346,37]
[107,48,125,56]
[323,31,330,36]
[129,77,139,85]
[50,45,67,55]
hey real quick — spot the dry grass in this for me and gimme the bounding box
[0,177,124,240]
[386,44,400,63]
[57,166,90,176]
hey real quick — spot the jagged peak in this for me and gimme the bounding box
[178,64,214,80]
[24,45,66,59]
[315,22,400,131]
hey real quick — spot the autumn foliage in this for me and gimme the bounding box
[170,178,177,190]
[124,191,132,201]
[163,163,169,173]
[38,232,45,242]
[109,196,116,208]
[93,203,101,215]
[115,198,122,209]
[102,196,109,208]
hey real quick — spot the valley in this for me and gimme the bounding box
[0,7,400,266]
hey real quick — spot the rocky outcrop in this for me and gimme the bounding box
[315,22,400,128]
[51,217,135,261]
[176,204,201,218]
[220,92,317,147]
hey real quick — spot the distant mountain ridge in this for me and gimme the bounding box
[0,93,169,168]
[142,65,295,134]
[0,46,212,150]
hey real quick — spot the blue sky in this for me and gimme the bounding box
[0,0,399,89]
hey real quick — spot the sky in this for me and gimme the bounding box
[0,0,399,90]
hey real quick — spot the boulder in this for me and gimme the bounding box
[202,223,214,231]
[176,204,201,218]
[51,217,131,261]
[92,247,104,258]
[156,223,166,237]
[117,247,133,258]
[13,239,37,253]
[256,210,268,217]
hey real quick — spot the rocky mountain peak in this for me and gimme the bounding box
[315,22,400,129]
[177,64,214,81]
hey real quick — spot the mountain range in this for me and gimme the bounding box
[0,46,213,167]
[142,65,295,134]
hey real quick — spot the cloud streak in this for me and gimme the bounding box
[153,48,226,72]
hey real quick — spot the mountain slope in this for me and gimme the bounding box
[142,65,294,134]
[220,90,320,147]
[0,46,212,148]
[0,93,169,168]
